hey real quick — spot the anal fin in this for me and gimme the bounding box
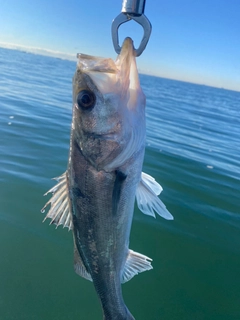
[121,249,153,283]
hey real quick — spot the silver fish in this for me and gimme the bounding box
[42,37,173,320]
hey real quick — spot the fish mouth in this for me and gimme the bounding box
[115,37,135,67]
[76,37,135,74]
[120,37,134,54]
[75,37,137,95]
[76,53,118,74]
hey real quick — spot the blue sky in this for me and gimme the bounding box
[0,0,239,91]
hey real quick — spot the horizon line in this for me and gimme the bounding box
[0,42,239,93]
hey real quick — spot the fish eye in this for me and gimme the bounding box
[77,90,96,109]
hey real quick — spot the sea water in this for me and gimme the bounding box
[0,47,240,320]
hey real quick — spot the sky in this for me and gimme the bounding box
[0,0,240,91]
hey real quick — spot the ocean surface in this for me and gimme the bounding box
[0,46,240,320]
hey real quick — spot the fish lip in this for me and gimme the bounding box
[77,53,101,60]
[115,37,135,66]
[119,37,135,56]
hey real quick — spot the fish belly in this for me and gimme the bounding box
[68,139,138,319]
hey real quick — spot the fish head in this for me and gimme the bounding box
[72,37,146,171]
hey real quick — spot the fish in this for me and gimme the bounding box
[42,37,173,320]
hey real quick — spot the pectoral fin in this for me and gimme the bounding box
[41,172,73,230]
[136,172,173,220]
[121,250,153,283]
